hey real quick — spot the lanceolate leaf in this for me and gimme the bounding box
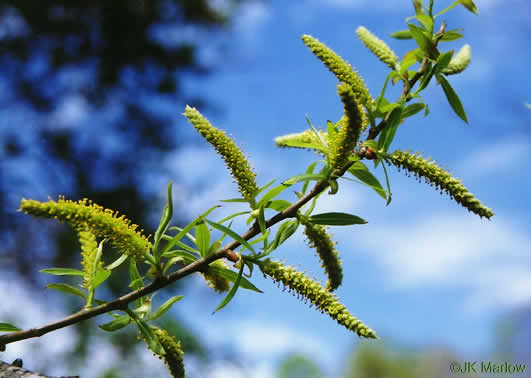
[283,173,327,186]
[150,295,185,321]
[437,74,468,123]
[402,103,425,119]
[195,221,211,257]
[92,268,111,289]
[206,220,255,254]
[347,162,387,200]
[309,212,367,226]
[208,265,262,293]
[46,283,87,300]
[99,315,131,332]
[40,268,84,276]
[213,263,245,314]
[391,30,412,39]
[0,322,21,332]
[257,183,291,209]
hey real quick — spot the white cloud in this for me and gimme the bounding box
[346,213,531,311]
[459,138,530,178]
[233,1,270,41]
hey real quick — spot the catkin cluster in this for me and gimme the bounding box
[184,106,259,202]
[259,259,377,338]
[201,259,231,293]
[78,230,100,290]
[19,198,152,260]
[356,26,399,70]
[387,150,494,219]
[300,217,343,291]
[152,328,185,378]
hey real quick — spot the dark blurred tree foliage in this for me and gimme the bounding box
[0,0,247,276]
[0,0,255,369]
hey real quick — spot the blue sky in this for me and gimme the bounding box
[2,1,530,377]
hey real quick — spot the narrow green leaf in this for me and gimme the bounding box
[46,283,87,299]
[402,103,425,119]
[435,0,461,17]
[378,106,403,153]
[92,268,111,289]
[219,198,247,203]
[39,268,84,276]
[105,254,128,271]
[309,212,367,226]
[417,61,435,92]
[217,211,250,224]
[347,162,387,200]
[150,295,184,321]
[391,30,412,39]
[161,205,220,255]
[206,220,255,254]
[99,315,131,332]
[136,319,164,356]
[213,263,245,313]
[254,179,276,197]
[305,115,328,150]
[195,221,211,257]
[208,265,262,293]
[265,199,291,212]
[381,159,393,206]
[434,50,454,73]
[439,31,464,42]
[459,0,478,14]
[283,173,326,186]
[415,14,433,33]
[0,322,21,332]
[257,183,291,208]
[265,220,299,255]
[437,74,468,123]
[129,260,145,307]
[258,207,267,235]
[400,49,421,76]
[408,23,428,51]
[153,182,173,254]
[302,161,319,195]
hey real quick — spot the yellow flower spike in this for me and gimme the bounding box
[78,229,100,291]
[356,26,399,71]
[442,44,471,75]
[300,218,343,291]
[329,83,364,171]
[260,259,377,339]
[388,150,494,219]
[152,328,185,378]
[301,34,372,107]
[201,259,230,293]
[19,198,152,261]
[183,106,259,203]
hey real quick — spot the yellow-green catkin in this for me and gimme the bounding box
[201,259,230,293]
[388,150,494,219]
[356,26,399,71]
[328,83,363,171]
[274,129,329,150]
[183,106,259,202]
[300,218,343,291]
[259,259,377,339]
[442,44,471,75]
[152,328,185,378]
[19,198,152,260]
[78,229,100,290]
[301,35,372,108]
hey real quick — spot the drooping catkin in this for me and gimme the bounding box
[184,106,259,203]
[356,26,399,70]
[260,259,377,338]
[20,198,152,260]
[387,150,494,219]
[300,218,343,291]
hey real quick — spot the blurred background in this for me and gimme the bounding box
[1,0,530,377]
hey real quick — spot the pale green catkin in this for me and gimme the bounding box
[20,198,152,260]
[152,329,185,378]
[356,26,399,70]
[184,106,259,202]
[301,218,343,291]
[260,259,377,338]
[301,34,372,108]
[442,44,471,75]
[328,83,364,171]
[388,150,494,219]
[78,229,100,290]
[201,259,230,293]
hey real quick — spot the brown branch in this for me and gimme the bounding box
[0,174,336,350]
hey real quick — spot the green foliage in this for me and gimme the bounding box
[1,1,494,376]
